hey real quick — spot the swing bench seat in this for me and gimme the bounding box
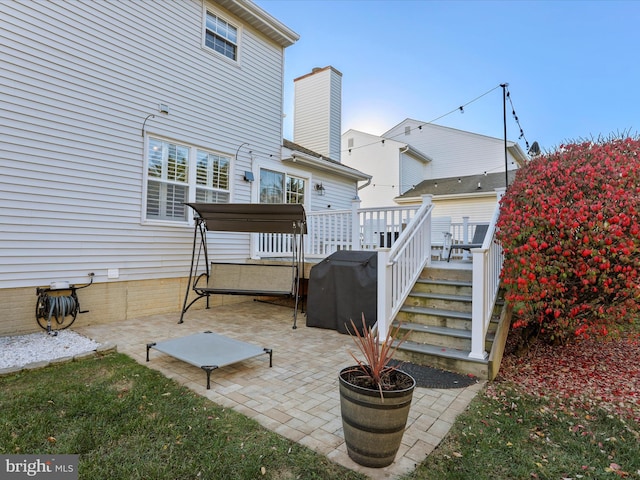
[194,262,297,297]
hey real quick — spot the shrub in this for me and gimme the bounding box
[497,137,640,343]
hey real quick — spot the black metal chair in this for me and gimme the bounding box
[447,224,489,262]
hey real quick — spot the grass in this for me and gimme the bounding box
[403,381,639,480]
[2,351,638,479]
[0,353,366,480]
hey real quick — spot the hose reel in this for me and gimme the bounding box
[36,273,94,335]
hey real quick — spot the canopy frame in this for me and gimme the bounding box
[179,203,306,328]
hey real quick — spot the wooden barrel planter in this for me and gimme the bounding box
[339,366,416,468]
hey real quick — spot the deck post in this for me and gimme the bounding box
[376,248,391,342]
[351,198,361,249]
[469,248,489,360]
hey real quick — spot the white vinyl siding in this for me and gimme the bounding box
[385,121,520,179]
[400,154,426,196]
[0,0,290,288]
[433,196,498,224]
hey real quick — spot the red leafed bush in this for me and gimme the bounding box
[497,137,640,343]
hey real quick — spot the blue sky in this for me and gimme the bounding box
[255,0,639,153]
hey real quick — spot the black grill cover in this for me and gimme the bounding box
[306,251,377,335]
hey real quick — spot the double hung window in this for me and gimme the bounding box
[259,168,305,205]
[145,137,230,223]
[204,11,238,61]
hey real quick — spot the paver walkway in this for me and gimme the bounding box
[76,300,484,479]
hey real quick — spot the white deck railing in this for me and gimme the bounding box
[254,194,503,356]
[469,202,504,360]
[376,196,435,340]
[255,200,421,258]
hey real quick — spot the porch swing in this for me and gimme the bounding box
[178,202,307,329]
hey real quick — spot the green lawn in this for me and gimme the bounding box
[404,381,639,479]
[1,352,638,479]
[0,353,365,480]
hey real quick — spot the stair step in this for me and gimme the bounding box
[394,340,490,379]
[417,278,472,288]
[395,321,495,349]
[400,305,471,320]
[397,322,470,337]
[410,292,472,303]
[397,340,485,363]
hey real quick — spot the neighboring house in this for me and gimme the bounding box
[397,170,517,223]
[342,121,528,220]
[0,1,367,335]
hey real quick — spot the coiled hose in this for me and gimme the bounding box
[47,295,77,324]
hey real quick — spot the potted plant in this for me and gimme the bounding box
[339,315,415,468]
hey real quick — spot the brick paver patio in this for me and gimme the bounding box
[76,300,484,479]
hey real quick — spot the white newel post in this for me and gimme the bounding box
[469,248,488,360]
[351,198,361,250]
[376,248,391,342]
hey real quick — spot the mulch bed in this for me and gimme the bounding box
[388,359,478,389]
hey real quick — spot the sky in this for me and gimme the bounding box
[254,0,640,154]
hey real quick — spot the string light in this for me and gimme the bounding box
[341,84,533,159]
[504,86,530,152]
[341,84,503,154]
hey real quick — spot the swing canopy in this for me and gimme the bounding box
[185,203,307,234]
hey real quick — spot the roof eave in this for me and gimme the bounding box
[282,154,371,182]
[395,190,502,204]
[214,0,300,47]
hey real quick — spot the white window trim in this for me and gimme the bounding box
[201,4,242,66]
[255,163,310,208]
[142,134,234,227]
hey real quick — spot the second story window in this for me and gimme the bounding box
[205,11,238,61]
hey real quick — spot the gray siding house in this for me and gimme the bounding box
[0,1,369,335]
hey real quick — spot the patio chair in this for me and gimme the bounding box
[431,216,452,260]
[447,223,489,262]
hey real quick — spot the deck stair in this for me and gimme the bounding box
[393,264,508,380]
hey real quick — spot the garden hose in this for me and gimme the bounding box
[47,295,77,324]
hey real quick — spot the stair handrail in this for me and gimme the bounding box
[469,191,505,360]
[377,195,435,340]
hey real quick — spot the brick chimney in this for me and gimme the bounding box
[293,66,342,162]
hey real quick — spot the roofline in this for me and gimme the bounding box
[385,118,531,165]
[214,0,300,47]
[283,153,371,182]
[294,65,343,83]
[395,189,503,204]
[282,140,371,182]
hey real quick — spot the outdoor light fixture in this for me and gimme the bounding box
[243,171,254,182]
[314,183,326,196]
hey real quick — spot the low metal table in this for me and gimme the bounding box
[146,331,272,389]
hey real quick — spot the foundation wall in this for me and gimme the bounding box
[0,278,248,337]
